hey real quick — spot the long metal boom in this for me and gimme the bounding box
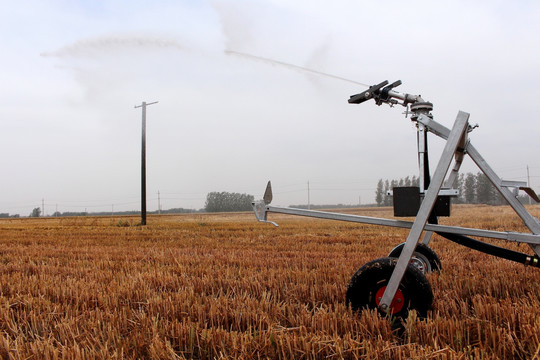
[255,204,540,244]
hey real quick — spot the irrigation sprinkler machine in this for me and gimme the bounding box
[252,80,540,319]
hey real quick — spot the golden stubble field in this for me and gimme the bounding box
[0,204,539,359]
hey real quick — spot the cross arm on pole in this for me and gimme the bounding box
[135,101,159,109]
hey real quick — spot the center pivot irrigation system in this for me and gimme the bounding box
[252,80,540,318]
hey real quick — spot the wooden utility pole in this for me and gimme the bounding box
[135,101,158,225]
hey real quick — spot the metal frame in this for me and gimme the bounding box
[252,80,540,312]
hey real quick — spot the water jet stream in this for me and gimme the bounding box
[225,50,368,87]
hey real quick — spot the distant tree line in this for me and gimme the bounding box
[18,191,255,218]
[25,208,200,218]
[375,172,530,206]
[375,176,422,206]
[204,192,254,212]
[0,213,18,218]
[15,176,534,219]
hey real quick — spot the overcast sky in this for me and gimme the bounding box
[2,0,540,215]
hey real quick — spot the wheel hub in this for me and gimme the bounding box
[410,255,428,273]
[375,286,405,314]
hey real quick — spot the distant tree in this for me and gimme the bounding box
[375,179,384,206]
[476,172,506,205]
[455,173,465,204]
[476,172,492,204]
[390,179,398,192]
[404,176,411,187]
[464,172,476,203]
[205,192,254,212]
[30,207,41,217]
[492,189,505,205]
[383,180,391,206]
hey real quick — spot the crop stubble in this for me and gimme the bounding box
[0,205,539,359]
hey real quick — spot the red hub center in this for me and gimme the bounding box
[375,286,405,314]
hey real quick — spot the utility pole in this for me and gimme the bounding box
[158,191,161,215]
[527,165,531,205]
[42,198,45,217]
[307,181,311,210]
[135,101,158,225]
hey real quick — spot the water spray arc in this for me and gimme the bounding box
[225,50,369,87]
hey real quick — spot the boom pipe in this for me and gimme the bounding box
[262,205,540,244]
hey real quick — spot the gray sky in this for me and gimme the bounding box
[2,0,540,215]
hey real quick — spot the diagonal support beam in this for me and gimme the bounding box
[467,144,540,256]
[416,114,540,256]
[379,111,470,312]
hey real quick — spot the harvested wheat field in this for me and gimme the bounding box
[0,204,539,359]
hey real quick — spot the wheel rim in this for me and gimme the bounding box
[410,253,431,274]
[375,286,405,314]
[388,243,441,274]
